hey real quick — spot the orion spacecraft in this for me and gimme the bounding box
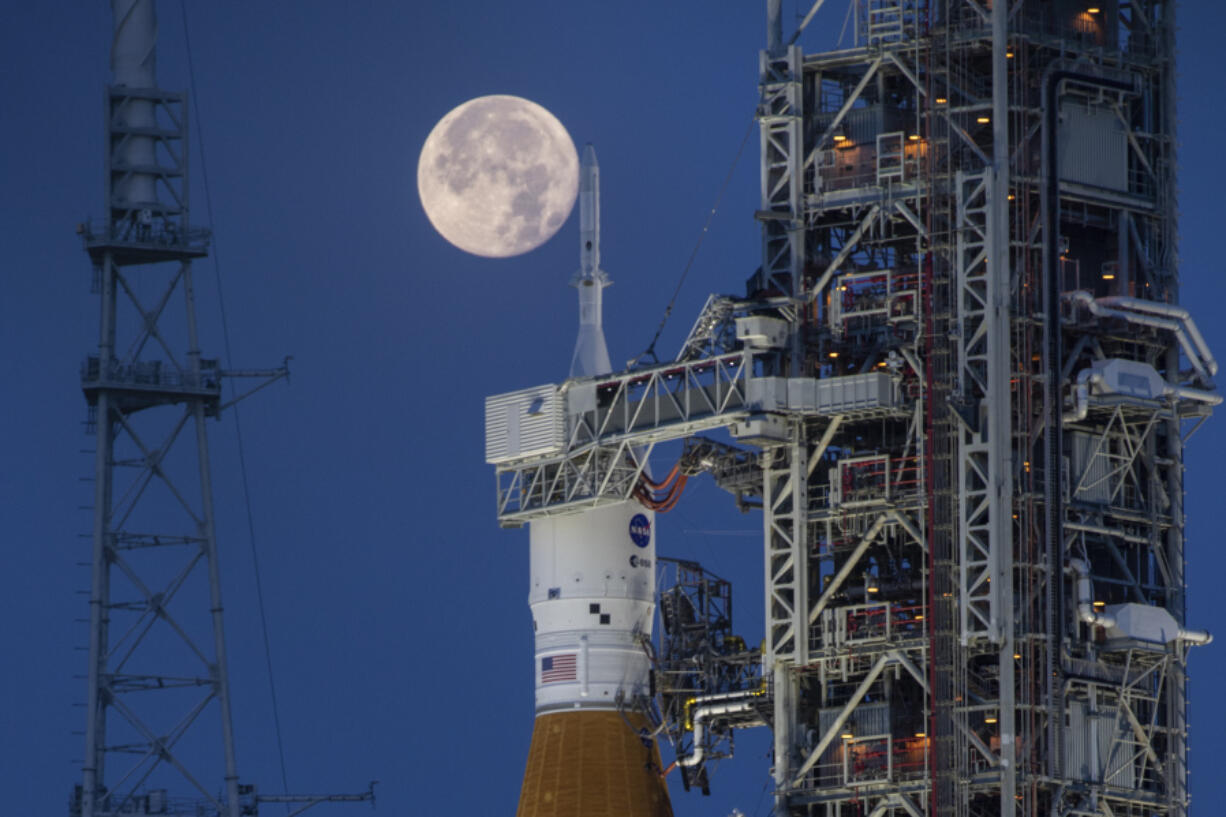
[504,147,673,817]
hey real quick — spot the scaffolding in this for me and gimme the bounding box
[485,1,1213,815]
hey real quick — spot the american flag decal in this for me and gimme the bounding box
[541,653,578,684]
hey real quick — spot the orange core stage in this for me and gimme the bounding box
[517,710,673,817]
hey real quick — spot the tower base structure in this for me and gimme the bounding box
[517,711,672,817]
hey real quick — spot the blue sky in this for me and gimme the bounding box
[2,2,1224,815]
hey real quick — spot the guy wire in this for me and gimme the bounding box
[179,1,292,804]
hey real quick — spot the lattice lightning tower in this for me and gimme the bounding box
[71,3,305,815]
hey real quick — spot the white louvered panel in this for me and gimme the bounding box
[485,384,563,464]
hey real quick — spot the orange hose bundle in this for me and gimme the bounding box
[634,460,689,512]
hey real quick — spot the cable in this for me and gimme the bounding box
[634,454,696,512]
[636,475,688,512]
[750,775,772,817]
[633,116,755,367]
[639,461,682,493]
[178,0,292,803]
[837,0,855,48]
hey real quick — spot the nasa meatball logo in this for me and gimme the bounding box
[628,513,651,548]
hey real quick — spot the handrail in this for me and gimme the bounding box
[78,218,212,252]
[81,356,221,393]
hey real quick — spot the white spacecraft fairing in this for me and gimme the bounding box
[569,144,613,379]
[516,146,672,817]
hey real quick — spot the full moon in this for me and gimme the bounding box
[417,95,579,258]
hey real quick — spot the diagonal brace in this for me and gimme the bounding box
[808,513,889,625]
[809,204,882,302]
[792,651,903,784]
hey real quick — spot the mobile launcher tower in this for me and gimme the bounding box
[486,2,1216,817]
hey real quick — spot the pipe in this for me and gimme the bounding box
[678,700,756,767]
[1088,701,1100,792]
[1170,386,1222,406]
[1065,292,1212,383]
[681,685,768,729]
[1064,521,1150,546]
[685,689,763,709]
[1098,297,1218,377]
[989,4,1017,807]
[111,0,156,86]
[1067,558,1116,629]
[1180,628,1213,646]
[110,0,159,214]
[1067,560,1212,645]
[766,0,782,55]
[1063,367,1105,423]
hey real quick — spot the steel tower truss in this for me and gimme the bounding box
[73,33,286,817]
[485,1,1213,816]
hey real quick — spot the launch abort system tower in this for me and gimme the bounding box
[486,2,1215,816]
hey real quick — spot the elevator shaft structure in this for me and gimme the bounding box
[485,2,1213,816]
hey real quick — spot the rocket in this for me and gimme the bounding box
[516,146,673,817]
[569,144,611,378]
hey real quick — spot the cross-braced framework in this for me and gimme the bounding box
[75,70,231,817]
[654,558,765,795]
[71,6,382,817]
[74,74,288,817]
[485,1,1214,815]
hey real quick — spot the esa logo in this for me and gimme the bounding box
[628,513,651,548]
[629,554,653,568]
